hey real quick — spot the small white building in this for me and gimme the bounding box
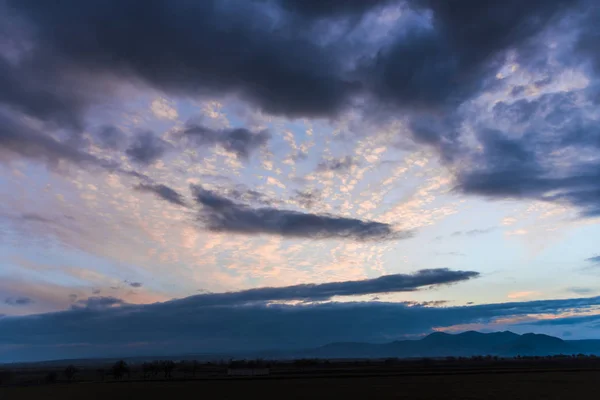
[227,368,270,376]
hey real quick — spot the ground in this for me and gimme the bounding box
[2,369,599,399]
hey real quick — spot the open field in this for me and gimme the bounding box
[2,369,599,400]
[2,358,600,400]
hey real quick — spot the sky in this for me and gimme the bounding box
[1,0,600,362]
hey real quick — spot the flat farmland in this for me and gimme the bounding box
[2,369,599,400]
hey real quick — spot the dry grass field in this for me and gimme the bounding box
[2,369,599,400]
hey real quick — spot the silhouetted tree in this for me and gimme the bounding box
[64,365,78,382]
[294,358,319,367]
[112,360,129,380]
[163,361,175,379]
[178,361,200,377]
[142,362,155,379]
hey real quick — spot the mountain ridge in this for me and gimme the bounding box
[303,331,598,359]
[4,331,600,366]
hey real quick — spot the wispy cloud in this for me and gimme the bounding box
[71,296,127,310]
[317,156,359,172]
[568,287,595,295]
[507,291,539,300]
[451,227,496,237]
[434,251,466,257]
[4,297,34,306]
[506,229,528,236]
[292,189,322,209]
[151,98,178,120]
[586,256,600,264]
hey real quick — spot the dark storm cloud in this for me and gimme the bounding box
[574,4,600,75]
[125,131,171,165]
[360,0,572,113]
[455,91,600,217]
[2,0,600,219]
[317,156,359,172]
[1,293,599,362]
[127,282,143,288]
[436,3,600,214]
[4,0,576,125]
[2,0,592,209]
[4,297,33,306]
[405,114,465,162]
[174,268,479,306]
[5,0,357,120]
[271,0,394,19]
[0,51,93,131]
[0,3,124,137]
[191,185,405,240]
[183,124,270,159]
[391,1,600,220]
[134,183,186,207]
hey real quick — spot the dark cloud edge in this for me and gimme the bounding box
[1,292,599,362]
[191,184,410,241]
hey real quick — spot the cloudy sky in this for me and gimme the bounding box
[1,0,600,362]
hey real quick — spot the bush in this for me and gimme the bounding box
[0,369,13,385]
[294,358,320,367]
[112,360,129,380]
[384,358,398,365]
[64,365,78,381]
[163,361,175,379]
[96,369,106,381]
[45,371,58,384]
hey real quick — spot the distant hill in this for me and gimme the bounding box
[5,331,600,366]
[291,331,600,359]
